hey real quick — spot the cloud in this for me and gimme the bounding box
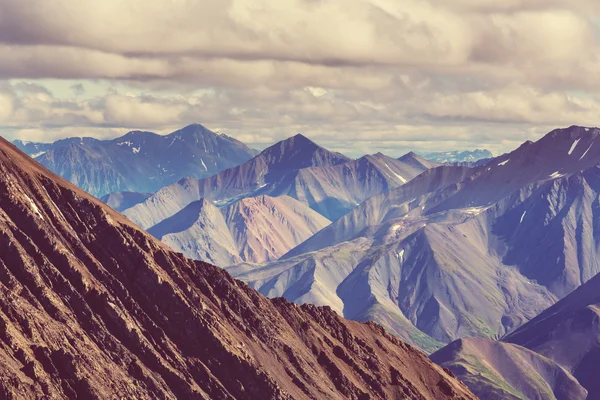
[0,89,15,121]
[0,0,599,155]
[413,84,600,126]
[103,94,189,127]
[0,1,596,79]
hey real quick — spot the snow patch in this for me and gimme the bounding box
[397,249,405,262]
[132,147,140,154]
[391,224,402,232]
[497,159,510,166]
[200,158,207,171]
[461,206,490,215]
[383,162,407,183]
[549,171,565,179]
[31,151,47,158]
[580,142,594,160]
[520,211,527,224]
[568,138,581,155]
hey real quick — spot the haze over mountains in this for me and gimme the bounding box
[12,124,259,198]
[0,137,477,399]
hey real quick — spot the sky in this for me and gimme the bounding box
[1,0,600,157]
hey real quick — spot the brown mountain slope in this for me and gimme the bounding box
[0,137,476,399]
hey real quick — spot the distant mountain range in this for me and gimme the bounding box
[12,123,259,197]
[0,136,476,399]
[11,128,442,269]
[123,134,438,228]
[420,149,494,164]
[226,126,600,354]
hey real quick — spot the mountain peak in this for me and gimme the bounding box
[398,151,439,169]
[289,133,317,145]
[54,136,100,147]
[116,130,159,142]
[181,122,209,131]
[399,151,419,160]
[547,125,599,140]
[359,153,395,165]
[258,134,351,170]
[19,124,258,197]
[514,125,600,164]
[147,198,218,239]
[168,123,217,140]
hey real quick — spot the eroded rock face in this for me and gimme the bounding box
[0,138,476,399]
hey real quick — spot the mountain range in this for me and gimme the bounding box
[10,122,600,399]
[226,126,600,356]
[0,137,476,399]
[123,134,437,228]
[12,124,259,198]
[99,191,151,212]
[420,149,494,164]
